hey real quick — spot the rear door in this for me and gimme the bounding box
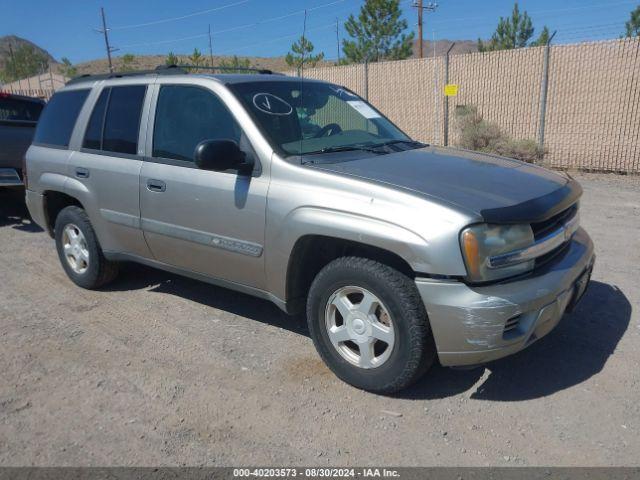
[139,82,269,290]
[68,83,151,258]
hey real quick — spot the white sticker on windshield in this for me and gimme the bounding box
[253,93,293,115]
[347,100,381,119]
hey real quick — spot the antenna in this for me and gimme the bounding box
[336,17,341,64]
[208,24,215,67]
[301,9,308,77]
[299,9,308,157]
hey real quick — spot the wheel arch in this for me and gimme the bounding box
[284,234,419,314]
[42,189,86,238]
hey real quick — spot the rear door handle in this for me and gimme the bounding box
[146,179,166,192]
[75,167,90,179]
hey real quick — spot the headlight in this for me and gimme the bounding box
[460,223,534,282]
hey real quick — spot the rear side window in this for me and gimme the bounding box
[0,97,43,122]
[33,89,89,147]
[82,85,146,155]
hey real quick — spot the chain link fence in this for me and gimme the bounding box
[290,37,640,174]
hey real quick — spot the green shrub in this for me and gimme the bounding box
[454,105,543,163]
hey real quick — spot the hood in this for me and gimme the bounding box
[309,146,581,224]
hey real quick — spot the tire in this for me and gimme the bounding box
[306,256,436,394]
[54,206,118,289]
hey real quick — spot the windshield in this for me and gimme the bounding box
[229,80,412,156]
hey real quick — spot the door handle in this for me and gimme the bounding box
[146,179,166,192]
[75,167,90,179]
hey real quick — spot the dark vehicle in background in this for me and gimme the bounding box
[0,92,45,187]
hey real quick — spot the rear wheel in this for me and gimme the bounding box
[306,257,435,393]
[54,206,118,289]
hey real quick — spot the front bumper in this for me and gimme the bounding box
[0,168,22,187]
[415,227,595,367]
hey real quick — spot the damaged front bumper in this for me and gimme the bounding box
[415,227,595,367]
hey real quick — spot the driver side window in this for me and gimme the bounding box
[153,85,241,162]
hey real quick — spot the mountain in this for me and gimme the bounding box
[0,35,57,70]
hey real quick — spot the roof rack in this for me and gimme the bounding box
[66,64,278,85]
[173,64,277,75]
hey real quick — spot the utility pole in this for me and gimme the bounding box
[336,18,341,64]
[98,7,116,73]
[208,24,214,67]
[413,1,438,58]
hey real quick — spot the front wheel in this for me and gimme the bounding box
[306,257,436,394]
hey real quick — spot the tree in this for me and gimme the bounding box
[165,52,179,66]
[285,36,324,71]
[119,53,136,72]
[1,44,49,82]
[342,0,414,63]
[625,5,640,37]
[219,55,253,73]
[478,2,549,52]
[530,26,551,47]
[187,48,205,71]
[58,57,77,78]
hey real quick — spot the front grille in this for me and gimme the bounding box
[530,204,578,270]
[531,203,578,241]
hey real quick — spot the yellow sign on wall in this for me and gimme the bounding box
[444,84,459,96]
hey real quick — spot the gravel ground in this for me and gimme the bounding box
[0,172,638,467]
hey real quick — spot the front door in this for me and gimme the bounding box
[139,84,268,290]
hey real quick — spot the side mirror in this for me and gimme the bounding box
[194,139,250,173]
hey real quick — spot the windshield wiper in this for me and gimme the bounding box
[304,144,380,155]
[368,139,426,149]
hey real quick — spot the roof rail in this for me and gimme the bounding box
[170,64,278,75]
[66,64,279,85]
[66,65,187,85]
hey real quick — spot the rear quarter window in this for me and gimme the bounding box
[33,89,90,147]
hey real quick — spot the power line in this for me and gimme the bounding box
[216,22,337,55]
[111,0,249,30]
[116,0,350,50]
[119,32,210,49]
[428,0,637,26]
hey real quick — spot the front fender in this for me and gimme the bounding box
[266,206,433,302]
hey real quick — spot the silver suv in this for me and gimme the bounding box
[25,68,594,393]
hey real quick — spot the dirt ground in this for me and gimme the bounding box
[0,172,638,467]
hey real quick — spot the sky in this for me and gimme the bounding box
[1,0,637,63]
